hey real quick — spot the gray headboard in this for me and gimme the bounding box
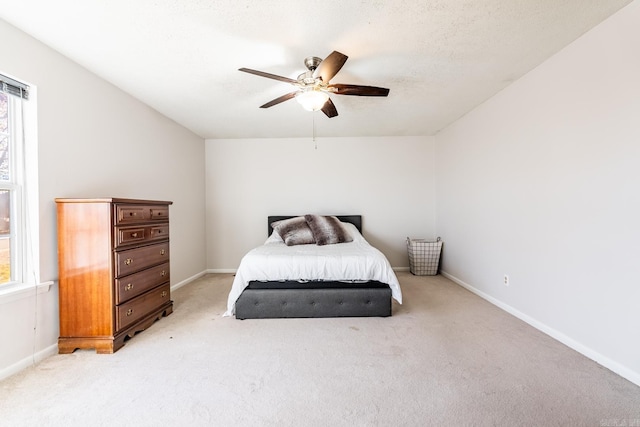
[267,215,362,236]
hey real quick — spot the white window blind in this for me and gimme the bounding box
[0,74,29,100]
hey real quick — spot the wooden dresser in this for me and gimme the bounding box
[56,198,173,354]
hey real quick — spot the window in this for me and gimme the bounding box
[0,73,33,288]
[0,91,16,284]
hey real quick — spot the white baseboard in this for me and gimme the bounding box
[170,270,208,292]
[441,271,640,388]
[0,343,58,382]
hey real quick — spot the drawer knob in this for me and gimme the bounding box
[125,283,134,291]
[161,270,166,277]
[125,258,134,265]
[131,232,138,238]
[160,249,166,255]
[129,212,137,216]
[126,308,134,316]
[161,291,167,298]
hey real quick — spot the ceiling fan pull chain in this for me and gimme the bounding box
[313,112,317,149]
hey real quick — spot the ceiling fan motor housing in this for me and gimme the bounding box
[304,56,323,71]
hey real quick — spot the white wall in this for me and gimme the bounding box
[435,2,640,385]
[205,136,435,269]
[0,19,207,379]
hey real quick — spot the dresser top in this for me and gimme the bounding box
[55,198,173,205]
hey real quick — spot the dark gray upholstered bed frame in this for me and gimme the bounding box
[234,215,393,319]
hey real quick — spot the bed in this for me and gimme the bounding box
[224,215,402,319]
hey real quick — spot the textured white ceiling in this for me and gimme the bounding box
[0,0,633,139]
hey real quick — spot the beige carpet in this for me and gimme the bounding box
[1,272,639,426]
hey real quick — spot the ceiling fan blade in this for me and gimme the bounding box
[316,51,348,83]
[260,91,298,108]
[329,84,390,97]
[239,68,297,84]
[321,98,338,118]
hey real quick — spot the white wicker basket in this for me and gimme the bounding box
[407,237,442,276]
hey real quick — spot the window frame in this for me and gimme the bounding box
[0,73,40,295]
[1,91,23,286]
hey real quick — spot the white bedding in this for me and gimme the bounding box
[224,222,402,316]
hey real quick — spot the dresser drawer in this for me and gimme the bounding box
[116,204,170,225]
[116,283,171,331]
[115,262,170,304]
[115,224,169,248]
[115,242,169,277]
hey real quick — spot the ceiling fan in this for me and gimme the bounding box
[239,51,389,118]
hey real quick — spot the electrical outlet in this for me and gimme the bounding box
[504,275,510,286]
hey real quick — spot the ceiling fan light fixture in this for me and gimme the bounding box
[295,89,329,111]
